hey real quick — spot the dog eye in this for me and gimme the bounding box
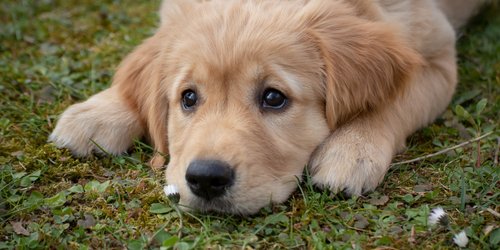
[182,90,198,110]
[262,88,287,110]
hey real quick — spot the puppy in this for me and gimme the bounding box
[50,0,482,214]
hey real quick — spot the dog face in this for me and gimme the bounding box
[140,0,420,214]
[164,61,330,214]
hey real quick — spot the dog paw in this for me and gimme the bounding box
[49,88,144,156]
[308,125,394,196]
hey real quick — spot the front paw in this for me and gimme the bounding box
[308,126,394,196]
[49,89,144,156]
[49,102,102,156]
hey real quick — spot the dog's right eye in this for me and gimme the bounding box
[181,90,198,110]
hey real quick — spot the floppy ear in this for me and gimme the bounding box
[147,75,169,169]
[299,1,422,129]
[112,32,169,169]
[115,0,200,168]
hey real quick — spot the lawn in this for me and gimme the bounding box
[0,0,498,249]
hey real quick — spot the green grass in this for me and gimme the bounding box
[1,0,498,249]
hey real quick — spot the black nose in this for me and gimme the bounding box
[185,160,235,200]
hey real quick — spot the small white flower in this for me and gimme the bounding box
[163,185,179,196]
[453,231,469,248]
[428,207,447,226]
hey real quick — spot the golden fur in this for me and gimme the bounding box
[50,0,481,214]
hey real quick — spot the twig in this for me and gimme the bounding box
[476,138,481,168]
[408,225,416,244]
[484,208,500,218]
[391,131,494,166]
[344,224,370,233]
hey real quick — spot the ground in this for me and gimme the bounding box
[0,0,498,249]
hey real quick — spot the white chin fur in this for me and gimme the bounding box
[163,184,179,197]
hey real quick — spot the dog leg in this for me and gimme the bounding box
[309,47,457,195]
[49,87,145,156]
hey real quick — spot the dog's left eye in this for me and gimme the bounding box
[182,90,198,110]
[262,88,287,110]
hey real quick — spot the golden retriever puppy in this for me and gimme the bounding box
[49,0,482,214]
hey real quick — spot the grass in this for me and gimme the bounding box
[0,0,498,249]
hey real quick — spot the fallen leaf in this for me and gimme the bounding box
[414,184,432,193]
[354,214,369,229]
[77,214,96,229]
[389,226,403,235]
[11,221,30,236]
[368,195,389,206]
[339,211,350,220]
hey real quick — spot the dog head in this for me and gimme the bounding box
[120,0,420,214]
